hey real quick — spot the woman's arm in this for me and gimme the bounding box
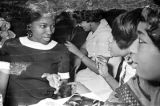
[79,41,87,56]
[102,74,119,90]
[72,41,87,70]
[65,41,99,74]
[97,56,119,90]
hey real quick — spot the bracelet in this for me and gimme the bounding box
[80,55,85,60]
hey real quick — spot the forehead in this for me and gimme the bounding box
[137,22,148,33]
[34,16,55,25]
[137,22,158,45]
[137,22,150,38]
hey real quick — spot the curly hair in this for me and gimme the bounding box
[142,5,160,51]
[23,0,56,25]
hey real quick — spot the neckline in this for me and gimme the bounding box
[19,36,57,50]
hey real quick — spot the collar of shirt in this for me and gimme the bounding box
[19,36,57,50]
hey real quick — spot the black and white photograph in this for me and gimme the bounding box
[0,0,160,106]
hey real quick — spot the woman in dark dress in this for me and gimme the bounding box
[0,0,70,105]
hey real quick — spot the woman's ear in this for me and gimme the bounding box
[89,22,92,28]
[27,24,32,29]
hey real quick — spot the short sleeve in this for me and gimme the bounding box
[58,51,70,79]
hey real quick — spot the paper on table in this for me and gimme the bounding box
[29,97,70,106]
[81,92,102,101]
[29,92,102,106]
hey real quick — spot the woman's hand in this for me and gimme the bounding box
[65,41,82,57]
[124,53,137,69]
[41,73,62,94]
[68,82,91,94]
[96,55,110,77]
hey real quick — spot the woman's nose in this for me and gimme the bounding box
[47,27,54,34]
[108,37,113,51]
[129,39,139,54]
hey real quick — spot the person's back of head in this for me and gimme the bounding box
[112,8,144,49]
[102,9,127,28]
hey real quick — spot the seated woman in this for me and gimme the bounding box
[101,6,160,105]
[0,0,70,105]
[65,9,122,101]
[99,8,143,90]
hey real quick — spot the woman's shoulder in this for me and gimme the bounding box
[3,38,21,47]
[98,19,112,32]
[52,43,69,53]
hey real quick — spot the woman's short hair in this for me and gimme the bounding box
[23,0,55,25]
[77,9,103,23]
[87,9,104,22]
[101,9,126,28]
[80,10,92,22]
[71,11,83,24]
[112,8,144,49]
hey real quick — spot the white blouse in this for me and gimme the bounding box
[86,19,112,60]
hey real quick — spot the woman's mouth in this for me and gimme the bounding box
[43,37,51,41]
[131,61,138,69]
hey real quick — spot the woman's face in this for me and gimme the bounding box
[109,37,138,57]
[30,15,55,45]
[80,21,91,32]
[134,22,160,81]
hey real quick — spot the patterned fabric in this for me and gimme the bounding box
[115,83,142,106]
[10,62,31,75]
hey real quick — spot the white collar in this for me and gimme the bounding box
[19,36,57,50]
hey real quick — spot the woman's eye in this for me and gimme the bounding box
[51,25,55,29]
[40,24,47,28]
[139,38,145,44]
